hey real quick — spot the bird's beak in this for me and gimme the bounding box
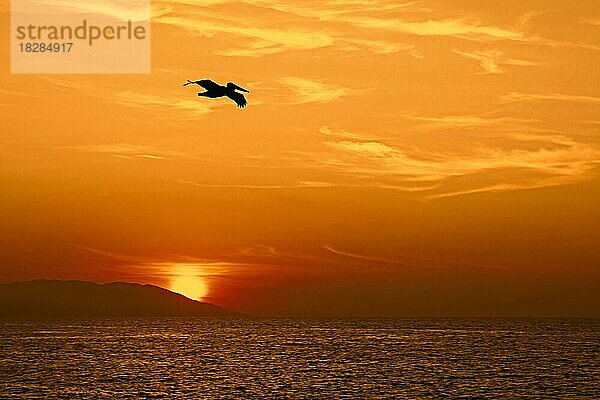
[238,86,250,93]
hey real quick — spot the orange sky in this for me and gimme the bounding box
[1,0,599,316]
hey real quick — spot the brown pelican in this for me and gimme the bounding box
[183,79,249,108]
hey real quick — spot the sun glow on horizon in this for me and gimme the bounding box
[169,265,209,301]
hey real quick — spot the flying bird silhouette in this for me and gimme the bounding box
[183,79,249,108]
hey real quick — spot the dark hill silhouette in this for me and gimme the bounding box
[0,280,240,318]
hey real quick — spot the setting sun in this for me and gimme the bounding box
[169,265,209,301]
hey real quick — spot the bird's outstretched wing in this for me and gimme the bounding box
[226,91,248,108]
[183,79,221,91]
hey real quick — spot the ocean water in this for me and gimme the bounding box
[0,318,598,399]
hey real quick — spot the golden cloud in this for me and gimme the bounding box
[278,77,355,104]
[452,49,541,74]
[319,129,600,196]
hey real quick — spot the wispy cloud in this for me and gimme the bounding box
[319,126,379,141]
[500,92,600,104]
[155,15,334,57]
[163,0,232,6]
[323,245,411,267]
[318,131,600,196]
[234,0,600,53]
[176,179,335,189]
[155,10,419,57]
[60,144,187,160]
[338,38,416,55]
[243,0,433,22]
[582,18,600,26]
[452,49,541,74]
[323,244,501,271]
[149,0,426,58]
[0,88,27,96]
[398,113,531,129]
[117,91,214,118]
[247,0,525,40]
[42,78,214,118]
[341,17,524,41]
[31,0,151,21]
[278,77,355,104]
[326,140,398,158]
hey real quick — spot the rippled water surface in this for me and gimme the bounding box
[1,318,598,399]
